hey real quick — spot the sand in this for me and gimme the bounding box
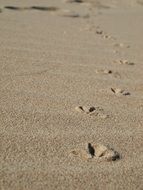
[0,0,143,189]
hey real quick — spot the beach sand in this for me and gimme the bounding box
[0,0,143,189]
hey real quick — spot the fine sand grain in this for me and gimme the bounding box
[0,0,143,189]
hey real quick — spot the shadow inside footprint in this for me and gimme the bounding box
[87,143,95,157]
[89,107,96,112]
[96,29,103,35]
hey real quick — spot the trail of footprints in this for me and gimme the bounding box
[1,0,135,163]
[73,105,120,162]
[70,0,134,162]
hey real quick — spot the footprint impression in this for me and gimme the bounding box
[114,43,130,49]
[113,59,135,65]
[111,88,130,96]
[75,106,109,119]
[95,28,115,40]
[95,69,121,79]
[95,69,112,74]
[70,142,120,162]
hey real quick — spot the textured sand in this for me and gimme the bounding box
[0,0,143,189]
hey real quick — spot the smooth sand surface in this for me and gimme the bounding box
[0,0,143,189]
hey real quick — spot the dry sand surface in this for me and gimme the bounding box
[0,0,143,189]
